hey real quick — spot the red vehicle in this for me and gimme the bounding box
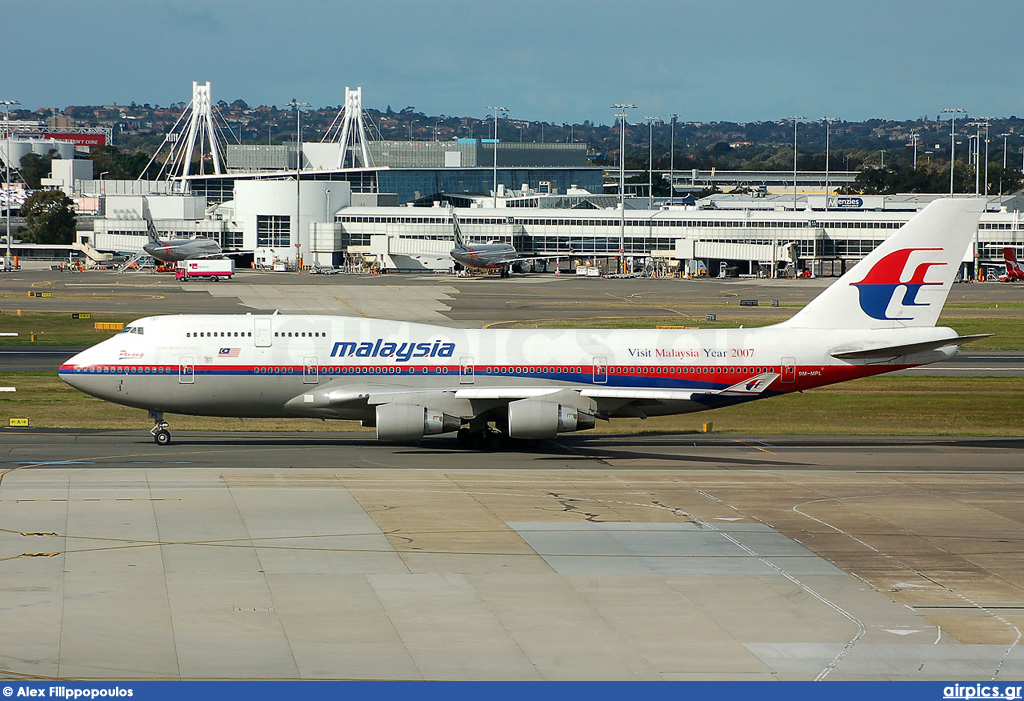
[175,259,234,282]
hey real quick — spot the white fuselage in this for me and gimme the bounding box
[59,314,959,424]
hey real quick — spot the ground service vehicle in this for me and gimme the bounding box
[175,259,234,282]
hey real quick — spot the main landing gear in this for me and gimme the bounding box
[149,410,170,446]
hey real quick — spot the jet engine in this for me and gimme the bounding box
[375,403,462,442]
[506,399,596,440]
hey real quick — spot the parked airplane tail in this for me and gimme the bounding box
[142,203,162,245]
[1005,247,1024,280]
[781,198,985,330]
[451,207,466,249]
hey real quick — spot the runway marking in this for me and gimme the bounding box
[793,494,1022,681]
[689,487,866,680]
[731,439,776,454]
[333,296,370,318]
[345,481,869,679]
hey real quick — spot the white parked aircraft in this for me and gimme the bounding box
[60,198,986,448]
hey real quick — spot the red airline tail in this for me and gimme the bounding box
[1004,247,1024,281]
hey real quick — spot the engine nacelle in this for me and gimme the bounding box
[506,399,595,440]
[375,403,461,442]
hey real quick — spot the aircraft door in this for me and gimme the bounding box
[460,356,475,385]
[254,317,272,348]
[303,357,319,384]
[179,356,195,384]
[781,357,796,384]
[592,356,608,384]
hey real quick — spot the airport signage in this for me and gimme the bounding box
[16,131,106,147]
[9,418,29,427]
[72,313,92,319]
[828,196,865,209]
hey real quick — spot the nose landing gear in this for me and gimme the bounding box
[149,410,170,445]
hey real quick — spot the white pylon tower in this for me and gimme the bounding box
[140,81,231,185]
[322,86,374,168]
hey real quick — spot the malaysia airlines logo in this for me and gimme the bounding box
[850,248,945,320]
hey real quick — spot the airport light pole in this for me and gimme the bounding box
[941,108,966,196]
[289,99,310,270]
[486,105,508,208]
[2,99,18,264]
[611,104,636,273]
[908,131,919,168]
[966,121,987,196]
[981,120,991,196]
[821,117,838,211]
[786,116,805,213]
[999,132,1011,198]
[780,116,804,279]
[668,114,678,206]
[644,116,661,209]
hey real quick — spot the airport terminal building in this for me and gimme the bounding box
[82,185,1024,279]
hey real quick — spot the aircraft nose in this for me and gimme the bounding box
[58,350,89,390]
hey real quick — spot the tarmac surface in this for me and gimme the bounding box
[2,267,1023,326]
[1,431,1023,680]
[1,267,1023,680]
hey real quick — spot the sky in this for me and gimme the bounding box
[5,0,1023,125]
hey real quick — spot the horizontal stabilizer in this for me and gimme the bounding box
[715,372,780,396]
[830,334,991,360]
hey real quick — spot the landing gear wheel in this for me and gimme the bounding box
[149,410,170,446]
[484,431,506,451]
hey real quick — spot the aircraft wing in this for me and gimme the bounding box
[830,334,991,360]
[285,372,780,420]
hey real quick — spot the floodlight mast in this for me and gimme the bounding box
[486,105,508,208]
[668,114,678,206]
[941,108,966,196]
[1,98,19,264]
[782,116,805,279]
[611,104,636,273]
[644,116,662,210]
[289,99,311,270]
[821,117,839,212]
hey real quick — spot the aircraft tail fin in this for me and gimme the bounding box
[451,207,466,249]
[780,198,985,330]
[142,200,161,245]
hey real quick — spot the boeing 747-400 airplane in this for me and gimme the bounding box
[61,198,987,448]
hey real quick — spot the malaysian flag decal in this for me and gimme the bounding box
[218,348,240,358]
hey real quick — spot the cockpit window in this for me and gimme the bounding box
[120,326,144,335]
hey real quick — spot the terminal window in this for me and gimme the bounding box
[257,215,291,247]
